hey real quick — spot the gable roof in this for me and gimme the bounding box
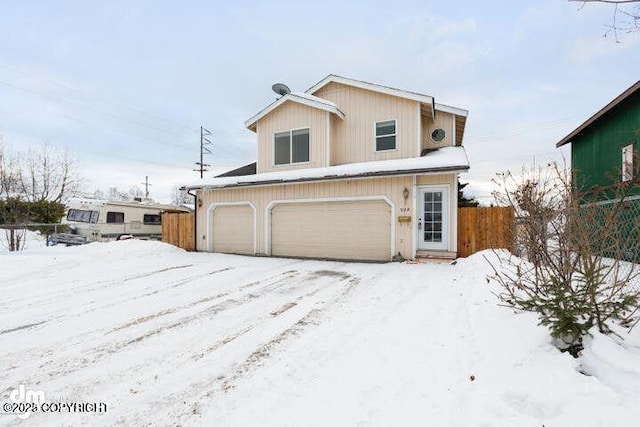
[245,92,345,131]
[557,80,640,148]
[215,162,257,177]
[305,74,469,118]
[184,147,469,190]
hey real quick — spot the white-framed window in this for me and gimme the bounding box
[375,119,396,151]
[274,127,310,165]
[622,143,634,182]
[66,209,99,224]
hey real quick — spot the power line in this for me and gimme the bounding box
[0,79,192,141]
[1,78,257,162]
[0,64,198,133]
[57,113,193,149]
[465,116,585,143]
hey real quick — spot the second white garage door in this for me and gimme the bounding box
[211,204,255,255]
[270,200,392,262]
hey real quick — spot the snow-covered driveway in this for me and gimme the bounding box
[1,241,639,426]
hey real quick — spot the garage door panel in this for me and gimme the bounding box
[212,205,254,255]
[271,200,391,261]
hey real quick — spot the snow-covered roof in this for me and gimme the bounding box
[245,92,345,131]
[184,147,469,190]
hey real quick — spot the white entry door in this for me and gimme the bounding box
[417,186,449,251]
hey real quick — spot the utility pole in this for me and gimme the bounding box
[141,175,152,198]
[194,126,212,178]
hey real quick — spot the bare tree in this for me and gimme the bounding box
[171,185,192,206]
[488,161,640,356]
[1,143,82,251]
[0,143,17,198]
[128,185,144,200]
[15,144,82,203]
[0,144,26,250]
[92,188,106,200]
[108,187,127,201]
[570,0,640,41]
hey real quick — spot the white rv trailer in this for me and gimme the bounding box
[62,198,191,242]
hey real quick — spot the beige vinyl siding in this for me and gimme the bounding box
[196,176,414,258]
[211,205,254,255]
[256,101,329,174]
[271,200,391,261]
[196,172,460,259]
[312,82,419,165]
[416,174,458,251]
[421,110,455,151]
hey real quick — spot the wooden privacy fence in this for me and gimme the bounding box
[457,207,515,258]
[162,207,513,256]
[161,211,195,251]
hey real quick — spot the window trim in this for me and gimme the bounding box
[143,214,162,225]
[622,143,634,182]
[374,119,398,153]
[273,126,311,167]
[106,211,125,224]
[66,208,99,224]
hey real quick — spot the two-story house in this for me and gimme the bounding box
[185,75,470,262]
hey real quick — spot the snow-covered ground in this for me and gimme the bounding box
[1,241,639,426]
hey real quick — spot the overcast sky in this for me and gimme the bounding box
[1,0,639,204]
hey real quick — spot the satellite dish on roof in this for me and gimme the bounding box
[272,83,291,97]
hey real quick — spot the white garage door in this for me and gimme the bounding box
[271,200,392,261]
[211,205,254,255]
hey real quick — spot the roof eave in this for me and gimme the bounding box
[435,103,469,117]
[556,80,640,148]
[244,93,345,131]
[185,165,470,191]
[306,74,435,106]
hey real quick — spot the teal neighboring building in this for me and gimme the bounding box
[557,80,640,261]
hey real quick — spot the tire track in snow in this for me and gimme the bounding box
[189,271,351,363]
[2,264,198,308]
[162,275,364,423]
[0,320,47,335]
[7,270,303,385]
[123,264,194,281]
[0,267,235,339]
[39,270,359,424]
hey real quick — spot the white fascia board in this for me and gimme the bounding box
[184,146,470,190]
[435,103,468,117]
[306,74,434,106]
[244,93,345,130]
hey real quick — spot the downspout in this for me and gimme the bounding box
[187,188,198,252]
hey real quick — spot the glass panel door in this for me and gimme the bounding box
[418,187,448,250]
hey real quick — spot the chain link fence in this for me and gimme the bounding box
[580,197,640,293]
[511,196,640,294]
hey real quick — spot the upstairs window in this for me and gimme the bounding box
[106,211,125,223]
[274,128,310,165]
[375,120,396,151]
[622,144,634,182]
